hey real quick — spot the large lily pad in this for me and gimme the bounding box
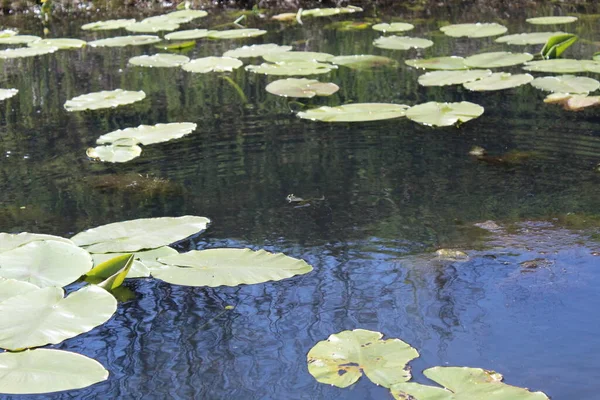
[97,122,197,145]
[125,21,180,33]
[464,51,533,68]
[441,23,507,38]
[496,31,568,45]
[530,75,599,94]
[182,57,243,73]
[372,22,414,32]
[153,248,313,287]
[464,73,533,91]
[89,35,161,47]
[0,35,41,44]
[418,70,491,86]
[0,46,58,59]
[0,232,73,252]
[71,216,210,253]
[0,240,92,288]
[406,56,467,70]
[0,349,108,394]
[526,16,577,25]
[87,143,142,163]
[544,93,600,111]
[224,43,292,58]
[0,278,38,303]
[301,7,362,17]
[263,51,334,63]
[165,29,211,40]
[128,53,190,68]
[28,38,87,49]
[91,247,178,278]
[390,367,549,400]
[307,329,419,388]
[373,36,433,50]
[330,55,397,70]
[81,19,135,31]
[0,88,18,101]
[64,89,146,111]
[0,285,116,350]
[298,103,409,122]
[208,29,267,39]
[406,101,484,127]
[246,61,335,76]
[266,78,339,98]
[523,59,588,73]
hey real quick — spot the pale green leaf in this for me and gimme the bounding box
[64,89,146,111]
[125,21,180,33]
[373,35,433,50]
[406,101,484,127]
[530,75,599,94]
[208,29,266,39]
[372,22,414,32]
[523,59,587,73]
[262,51,334,63]
[182,56,243,73]
[223,43,292,58]
[0,35,41,44]
[0,278,39,303]
[96,122,197,145]
[28,38,86,49]
[266,78,339,98]
[441,23,507,38]
[87,143,142,163]
[330,55,398,70]
[0,46,58,59]
[406,56,467,70]
[129,53,190,68]
[495,31,568,45]
[164,29,211,40]
[463,73,533,91]
[526,16,577,25]
[81,19,135,31]
[89,35,161,48]
[464,52,533,68]
[0,232,73,252]
[0,89,18,101]
[246,61,335,76]
[298,103,409,122]
[418,70,491,86]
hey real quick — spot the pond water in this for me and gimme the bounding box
[1,3,600,399]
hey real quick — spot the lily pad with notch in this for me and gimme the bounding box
[373,35,433,50]
[298,103,409,122]
[530,75,600,94]
[0,46,58,59]
[0,35,41,44]
[523,59,588,73]
[64,89,146,111]
[418,70,491,86]
[96,122,197,145]
[182,56,243,73]
[406,101,484,127]
[89,35,161,48]
[125,21,180,33]
[464,73,533,91]
[0,278,39,303]
[91,246,178,278]
[464,51,533,68]
[266,78,339,98]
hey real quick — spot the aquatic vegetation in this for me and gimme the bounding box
[373,35,434,50]
[523,59,590,73]
[526,16,577,25]
[372,22,414,32]
[182,56,243,73]
[246,61,336,76]
[125,21,180,33]
[301,6,362,18]
[0,88,18,101]
[464,51,533,68]
[496,31,568,45]
[164,28,211,40]
[418,70,492,86]
[406,56,468,70]
[91,247,178,278]
[544,93,600,111]
[96,122,197,145]
[128,53,190,67]
[298,103,409,122]
[464,73,533,91]
[263,51,334,63]
[86,143,143,163]
[223,43,292,58]
[0,46,58,59]
[88,35,161,47]
[440,22,507,38]
[405,101,484,127]
[530,75,600,94]
[265,78,339,98]
[208,29,266,39]
[81,19,135,31]
[540,34,578,59]
[28,38,86,49]
[330,55,398,69]
[0,34,40,44]
[64,89,146,111]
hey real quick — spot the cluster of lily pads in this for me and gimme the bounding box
[0,216,313,394]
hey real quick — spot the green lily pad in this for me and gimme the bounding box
[523,59,588,73]
[0,46,58,59]
[418,69,492,86]
[0,29,17,38]
[125,21,180,33]
[301,6,362,17]
[0,285,116,350]
[530,75,600,94]
[0,35,41,44]
[182,56,243,73]
[307,329,419,388]
[496,31,568,45]
[0,88,18,101]
[64,89,146,111]
[0,232,73,252]
[224,43,292,58]
[208,29,267,39]
[246,61,335,76]
[81,19,135,31]
[298,103,409,122]
[373,35,433,50]
[128,53,190,67]
[263,51,334,63]
[330,55,398,69]
[162,9,208,21]
[390,367,549,400]
[406,56,467,70]
[87,143,142,163]
[372,22,414,32]
[441,23,507,38]
[165,29,211,40]
[153,248,313,287]
[540,34,578,59]
[526,16,577,25]
[464,73,534,91]
[91,247,177,278]
[266,78,339,98]
[464,51,533,68]
[585,61,600,73]
[89,35,161,48]
[0,278,38,303]
[544,93,600,111]
[28,38,87,49]
[155,40,196,51]
[0,240,92,288]
[71,216,210,253]
[93,254,134,291]
[0,349,108,394]
[97,122,197,145]
[406,101,484,127]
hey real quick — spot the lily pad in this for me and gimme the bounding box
[263,51,334,63]
[128,53,190,68]
[87,143,142,163]
[156,40,196,51]
[165,29,211,40]
[330,55,398,70]
[224,43,292,58]
[307,329,419,388]
[418,70,492,86]
[0,29,17,38]
[390,367,549,400]
[526,16,577,25]
[0,278,38,303]
[266,78,339,98]
[0,285,116,350]
[0,88,18,101]
[441,23,507,38]
[153,248,313,287]
[372,22,414,32]
[406,56,467,70]
[97,122,197,145]
[271,13,297,22]
[208,29,267,40]
[64,89,146,111]
[81,19,135,31]
[496,31,568,45]
[0,232,73,252]
[544,93,600,111]
[182,56,243,73]
[91,247,177,278]
[530,75,599,94]
[0,240,92,288]
[162,9,208,21]
[0,349,108,394]
[28,38,87,49]
[464,73,534,91]
[0,35,41,44]
[89,35,161,48]
[125,21,180,33]
[373,35,433,50]
[246,61,335,76]
[523,59,588,73]
[301,7,362,18]
[584,61,600,73]
[71,216,210,253]
[406,101,484,127]
[540,34,578,59]
[298,103,409,122]
[464,51,533,68]
[0,46,58,59]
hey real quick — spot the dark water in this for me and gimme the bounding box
[1,3,600,399]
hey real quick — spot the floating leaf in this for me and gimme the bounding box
[266,78,339,98]
[307,329,419,388]
[64,89,146,111]
[0,240,92,288]
[129,53,190,67]
[165,29,211,40]
[298,103,409,122]
[440,23,507,38]
[0,232,73,252]
[0,349,108,394]
[154,248,313,287]
[271,12,297,22]
[406,101,484,127]
[523,59,588,73]
[464,51,533,68]
[464,73,533,91]
[418,70,491,86]
[390,367,549,400]
[530,75,599,94]
[325,21,372,31]
[87,143,142,163]
[0,29,17,38]
[94,255,134,291]
[0,285,116,350]
[182,56,243,73]
[71,216,210,253]
[125,21,180,33]
[89,35,161,47]
[208,29,267,39]
[0,46,58,59]
[28,38,87,49]
[97,122,197,145]
[0,278,38,303]
[263,51,334,63]
[526,16,577,25]
[81,19,135,31]
[540,34,578,59]
[544,93,600,111]
[155,40,196,51]
[301,7,362,17]
[406,56,467,70]
[246,61,335,76]
[0,88,18,101]
[373,35,433,50]
[162,9,208,21]
[372,22,414,32]
[496,31,568,45]
[0,35,41,44]
[330,55,397,70]
[224,43,292,58]
[91,247,177,278]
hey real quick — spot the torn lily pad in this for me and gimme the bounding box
[0,46,58,59]
[266,78,339,98]
[406,101,484,127]
[418,70,491,86]
[298,103,409,122]
[165,29,211,40]
[526,16,577,25]
[81,19,135,31]
[64,89,146,111]
[208,29,267,39]
[128,53,190,68]
[223,43,292,58]
[96,122,197,145]
[523,59,588,73]
[0,89,18,101]
[464,51,533,68]
[373,36,433,50]
[182,56,243,73]
[87,143,142,163]
[406,56,467,70]
[307,329,419,388]
[330,55,397,69]
[246,62,335,76]
[89,35,161,47]
[530,75,600,94]
[28,38,86,49]
[441,23,507,38]
[263,51,334,63]
[464,73,533,91]
[0,35,41,44]
[372,22,414,32]
[496,31,568,45]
